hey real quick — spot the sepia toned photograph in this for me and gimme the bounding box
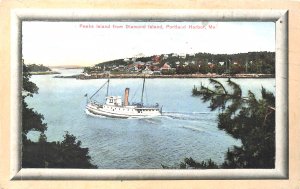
[21,20,277,170]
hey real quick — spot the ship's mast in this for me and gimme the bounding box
[106,76,110,96]
[89,79,109,100]
[141,77,145,105]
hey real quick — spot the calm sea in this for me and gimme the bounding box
[26,69,275,169]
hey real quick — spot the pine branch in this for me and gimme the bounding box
[209,78,228,95]
[227,78,242,98]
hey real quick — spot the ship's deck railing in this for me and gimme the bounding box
[132,103,160,108]
[90,101,103,108]
[90,100,160,109]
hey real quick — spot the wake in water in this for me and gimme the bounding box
[161,111,217,121]
[164,111,212,114]
[85,109,107,118]
[182,125,205,133]
[86,108,217,133]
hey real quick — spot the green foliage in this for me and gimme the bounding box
[95,58,128,68]
[161,69,176,75]
[22,63,97,168]
[136,56,152,63]
[164,79,275,169]
[23,63,39,97]
[22,63,47,139]
[181,158,219,169]
[22,132,97,168]
[196,79,275,168]
[27,64,51,72]
[22,98,47,137]
[161,158,218,169]
[85,51,275,75]
[83,66,93,74]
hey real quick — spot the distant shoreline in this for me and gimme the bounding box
[30,71,61,75]
[54,73,275,79]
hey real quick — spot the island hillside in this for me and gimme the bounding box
[80,51,275,79]
[26,63,60,75]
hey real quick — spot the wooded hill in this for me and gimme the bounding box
[27,64,52,72]
[85,51,275,75]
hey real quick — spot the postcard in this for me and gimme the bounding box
[2,7,292,189]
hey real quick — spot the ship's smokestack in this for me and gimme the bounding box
[124,88,129,106]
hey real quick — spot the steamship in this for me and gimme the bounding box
[85,77,162,118]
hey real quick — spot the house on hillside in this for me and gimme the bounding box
[160,63,176,74]
[219,62,225,66]
[153,55,161,62]
[152,61,160,65]
[150,65,160,71]
[163,54,169,59]
[160,63,171,71]
[153,71,161,75]
[124,58,131,62]
[179,53,186,58]
[142,66,153,75]
[118,65,126,71]
[133,61,145,66]
[127,64,139,72]
[208,62,216,69]
[146,61,154,66]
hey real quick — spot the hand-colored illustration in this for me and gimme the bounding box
[21,21,275,169]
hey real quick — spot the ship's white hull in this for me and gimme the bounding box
[86,103,161,118]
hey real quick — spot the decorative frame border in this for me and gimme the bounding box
[10,9,288,180]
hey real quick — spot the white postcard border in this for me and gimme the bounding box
[10,9,288,180]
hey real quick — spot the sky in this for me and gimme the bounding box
[22,21,275,67]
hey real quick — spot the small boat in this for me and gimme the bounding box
[85,77,162,118]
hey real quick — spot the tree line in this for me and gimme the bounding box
[84,51,275,75]
[26,64,52,72]
[22,63,96,168]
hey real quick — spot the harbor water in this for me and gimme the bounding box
[26,69,275,168]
